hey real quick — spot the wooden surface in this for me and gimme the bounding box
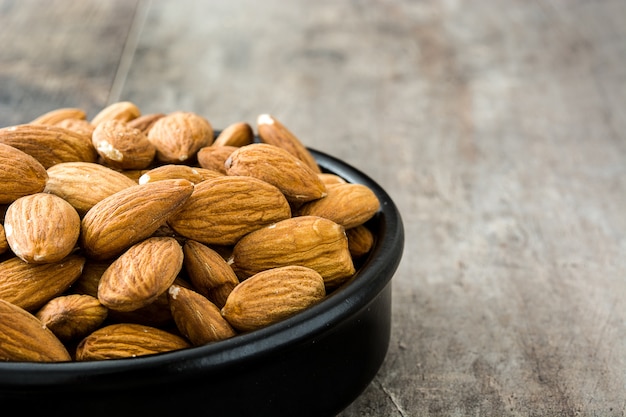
[1,1,625,415]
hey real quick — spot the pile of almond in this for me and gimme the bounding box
[0,102,380,362]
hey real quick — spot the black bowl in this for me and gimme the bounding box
[0,148,404,417]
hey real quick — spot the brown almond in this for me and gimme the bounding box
[256,114,320,173]
[138,164,222,185]
[0,124,97,169]
[0,254,86,311]
[75,323,190,361]
[0,299,71,362]
[148,111,213,163]
[80,179,194,260]
[213,122,254,147]
[168,284,236,345]
[225,143,327,203]
[296,183,380,229]
[44,161,137,215]
[221,265,326,332]
[31,107,87,125]
[0,143,48,204]
[183,240,239,308]
[168,176,291,246]
[127,113,166,133]
[91,120,156,170]
[54,118,96,137]
[35,294,108,342]
[197,145,237,174]
[346,224,375,258]
[318,173,347,185]
[230,216,355,287]
[0,224,8,255]
[91,101,141,126]
[4,193,80,264]
[97,237,184,312]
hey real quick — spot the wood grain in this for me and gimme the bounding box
[1,0,625,415]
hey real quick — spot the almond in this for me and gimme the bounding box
[0,142,48,204]
[44,161,137,215]
[168,284,236,345]
[80,179,193,260]
[346,224,375,258]
[296,183,380,229]
[147,111,213,163]
[197,145,237,174]
[0,124,97,169]
[256,114,321,173]
[127,113,166,134]
[168,175,291,246]
[97,237,184,312]
[221,265,326,332]
[318,173,347,185]
[183,240,239,308]
[75,323,190,361]
[91,120,156,170]
[0,224,8,255]
[54,118,96,137]
[31,107,87,125]
[138,164,222,185]
[35,294,108,342]
[225,143,327,203]
[0,254,85,311]
[90,101,141,126]
[213,122,254,147]
[230,215,355,288]
[4,193,80,264]
[0,299,71,362]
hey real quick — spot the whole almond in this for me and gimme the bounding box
[97,237,184,312]
[127,113,166,133]
[256,114,321,173]
[213,122,254,147]
[0,254,86,311]
[80,179,194,260]
[91,120,156,170]
[148,111,213,163]
[0,142,48,204]
[346,224,375,258]
[75,323,190,361]
[54,118,96,137]
[138,164,222,185]
[0,124,97,168]
[197,145,237,174]
[90,101,141,126]
[35,294,108,342]
[168,175,291,246]
[318,173,347,186]
[183,240,239,308]
[4,193,80,263]
[168,284,236,345]
[296,183,380,229]
[31,107,87,125]
[230,215,355,288]
[0,224,8,255]
[221,265,326,332]
[44,161,137,215]
[225,143,327,203]
[0,299,71,362]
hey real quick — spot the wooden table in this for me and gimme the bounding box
[1,1,625,415]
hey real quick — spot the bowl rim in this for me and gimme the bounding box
[0,147,404,386]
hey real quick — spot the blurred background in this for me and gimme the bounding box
[1,1,625,415]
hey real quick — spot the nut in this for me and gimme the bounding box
[91,119,156,170]
[147,111,213,163]
[0,142,48,204]
[35,294,108,342]
[90,101,141,126]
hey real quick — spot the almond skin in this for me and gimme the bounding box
[138,164,222,185]
[296,183,380,229]
[183,240,239,308]
[31,107,87,125]
[0,224,9,255]
[75,323,190,361]
[90,101,141,126]
[221,265,326,332]
[213,121,254,147]
[44,161,137,215]
[54,118,96,138]
[0,299,72,362]
[256,114,321,173]
[230,215,355,288]
[147,111,213,163]
[4,192,80,264]
[0,254,86,312]
[97,237,184,312]
[35,294,108,342]
[80,179,194,260]
[168,176,291,246]
[168,284,236,345]
[0,142,48,204]
[127,113,166,134]
[346,224,375,258]
[197,145,237,174]
[91,120,156,170]
[0,124,97,168]
[225,143,327,203]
